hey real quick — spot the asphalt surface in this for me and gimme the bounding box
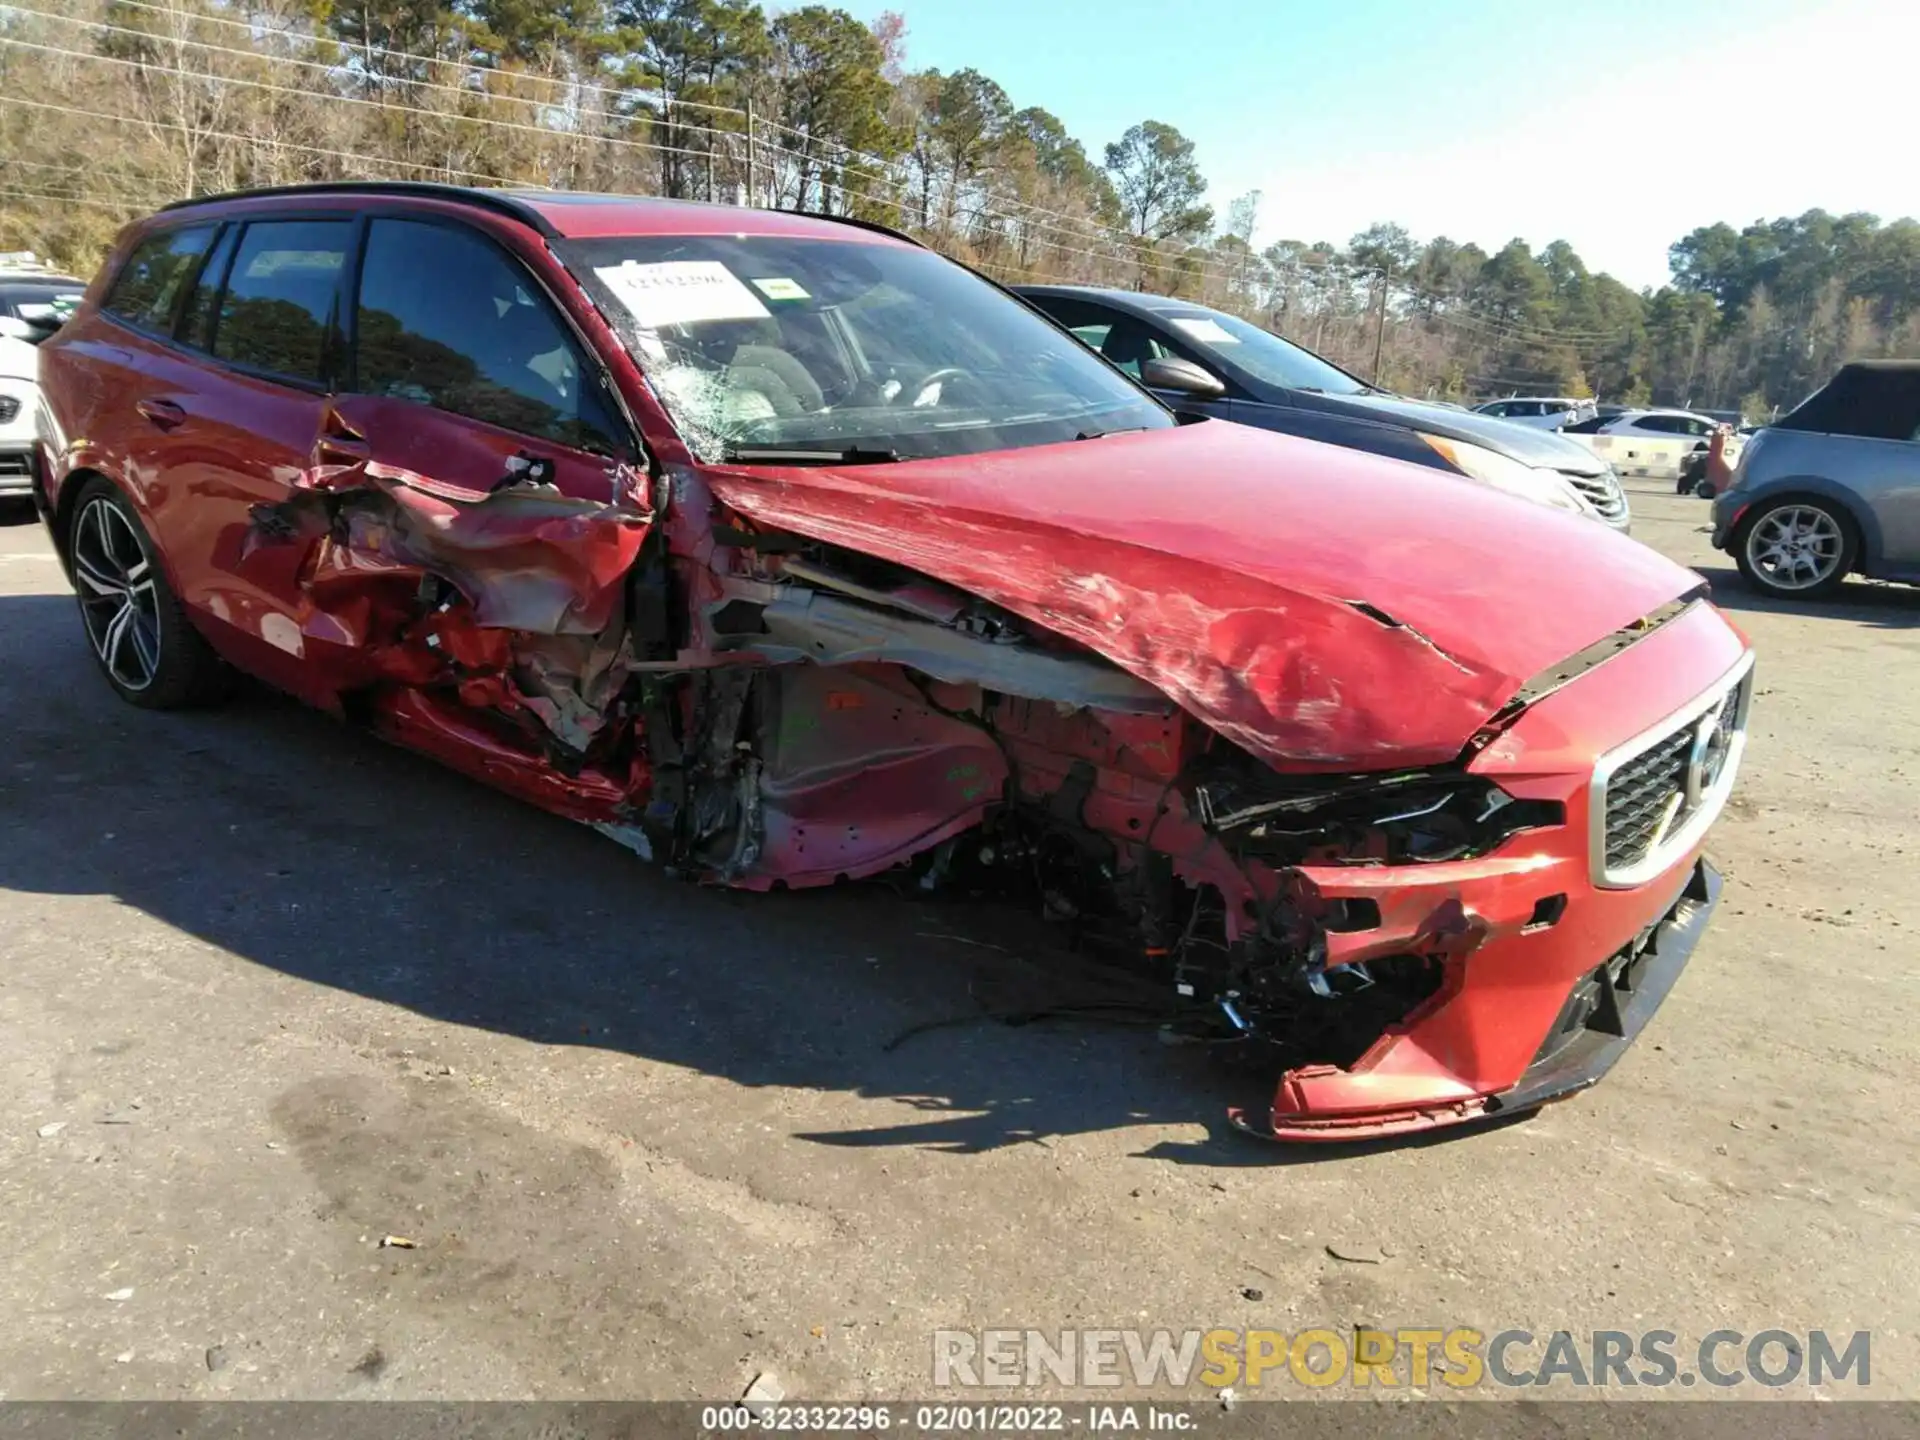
[1,481,1916,1402]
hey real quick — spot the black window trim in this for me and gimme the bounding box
[344,207,642,462]
[98,221,221,342]
[201,211,359,395]
[1131,311,1260,402]
[1031,294,1252,403]
[100,200,647,460]
[176,221,238,353]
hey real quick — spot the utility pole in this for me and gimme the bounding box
[745,98,758,208]
[1371,265,1391,384]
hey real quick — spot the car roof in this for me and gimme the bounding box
[155,182,915,246]
[1013,282,1228,317]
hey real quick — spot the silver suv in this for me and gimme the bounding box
[1473,396,1598,431]
[1711,361,1920,599]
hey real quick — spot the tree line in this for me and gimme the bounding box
[1,0,1914,417]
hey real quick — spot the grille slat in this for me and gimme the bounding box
[1605,728,1693,868]
[1599,672,1749,878]
[1562,468,1629,521]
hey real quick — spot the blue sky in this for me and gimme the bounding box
[849,0,1915,291]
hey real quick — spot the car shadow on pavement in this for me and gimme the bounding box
[1697,563,1920,628]
[0,590,1512,1168]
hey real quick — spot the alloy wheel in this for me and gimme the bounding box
[1744,504,1845,591]
[72,496,162,691]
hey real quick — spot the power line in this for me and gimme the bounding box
[0,93,531,188]
[0,6,1657,359]
[0,185,152,211]
[0,0,1340,268]
[0,35,729,169]
[0,9,762,150]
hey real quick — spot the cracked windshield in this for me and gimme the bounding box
[559,235,1172,462]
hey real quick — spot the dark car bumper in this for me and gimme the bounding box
[1489,857,1719,1116]
[1709,491,1747,549]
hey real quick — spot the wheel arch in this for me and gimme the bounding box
[55,468,190,596]
[1731,480,1878,574]
[49,465,118,576]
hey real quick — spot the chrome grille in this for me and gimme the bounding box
[1591,658,1753,887]
[1562,467,1629,522]
[1604,727,1692,870]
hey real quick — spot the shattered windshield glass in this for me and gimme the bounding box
[556,234,1173,463]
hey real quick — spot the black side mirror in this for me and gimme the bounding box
[1140,355,1226,399]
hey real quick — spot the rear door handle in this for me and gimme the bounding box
[136,399,184,428]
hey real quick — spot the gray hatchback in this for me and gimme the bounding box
[1712,361,1920,599]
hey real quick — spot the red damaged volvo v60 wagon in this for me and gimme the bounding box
[34,184,1753,1140]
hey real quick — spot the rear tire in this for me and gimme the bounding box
[67,476,232,708]
[1732,495,1857,601]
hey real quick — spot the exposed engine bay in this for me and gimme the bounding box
[257,452,1579,1082]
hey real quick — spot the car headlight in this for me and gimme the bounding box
[1417,433,1600,518]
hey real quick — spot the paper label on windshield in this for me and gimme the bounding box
[750,276,810,301]
[592,260,770,328]
[1170,317,1239,345]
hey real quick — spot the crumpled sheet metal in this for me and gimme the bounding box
[292,457,650,637]
[702,474,1500,772]
[698,420,1702,773]
[743,665,1009,890]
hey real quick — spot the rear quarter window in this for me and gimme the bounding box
[101,226,215,333]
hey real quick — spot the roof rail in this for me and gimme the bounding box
[792,209,926,249]
[158,181,558,237]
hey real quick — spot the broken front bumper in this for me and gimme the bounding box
[1230,857,1720,1142]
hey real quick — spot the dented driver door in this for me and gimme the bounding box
[336,217,639,507]
[311,218,653,689]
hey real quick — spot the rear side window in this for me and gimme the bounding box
[179,225,239,353]
[353,218,621,453]
[102,226,214,332]
[213,220,352,384]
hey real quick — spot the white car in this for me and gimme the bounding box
[1473,396,1596,431]
[0,260,87,500]
[1563,408,1726,481]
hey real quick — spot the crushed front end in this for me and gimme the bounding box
[614,492,1753,1140]
[186,428,1751,1142]
[1221,603,1752,1139]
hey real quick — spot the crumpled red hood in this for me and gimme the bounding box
[702,420,1704,771]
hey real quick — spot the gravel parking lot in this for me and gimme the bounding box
[1,481,1916,1402]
